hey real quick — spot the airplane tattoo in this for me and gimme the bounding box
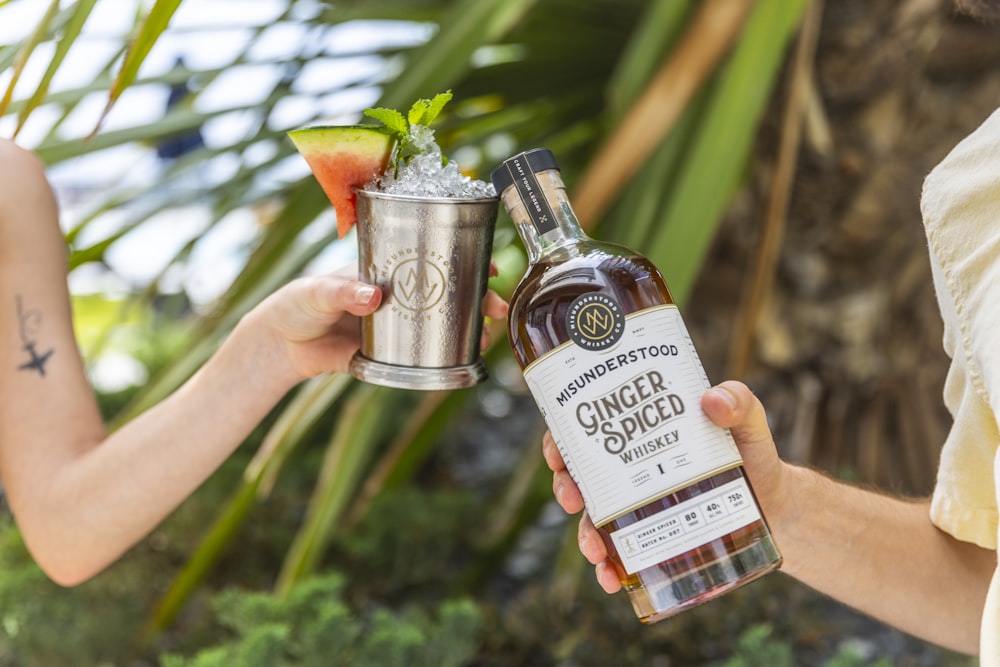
[16,295,54,377]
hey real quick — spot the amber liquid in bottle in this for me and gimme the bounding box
[493,148,781,623]
[508,249,781,622]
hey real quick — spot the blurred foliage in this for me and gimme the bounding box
[159,574,481,667]
[0,517,146,666]
[0,0,973,665]
[2,472,967,666]
[714,625,893,667]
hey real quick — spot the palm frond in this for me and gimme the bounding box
[0,0,60,118]
[92,0,184,135]
[0,0,809,638]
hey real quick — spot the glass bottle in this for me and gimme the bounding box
[490,148,781,623]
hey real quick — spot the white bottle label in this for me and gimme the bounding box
[609,476,760,574]
[523,304,751,533]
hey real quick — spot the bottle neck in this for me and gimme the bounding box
[498,168,588,263]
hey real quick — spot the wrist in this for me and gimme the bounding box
[762,462,819,578]
[230,308,305,397]
[768,462,806,531]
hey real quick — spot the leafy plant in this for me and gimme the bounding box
[715,624,794,667]
[340,488,480,595]
[715,624,896,667]
[159,574,481,667]
[0,516,148,666]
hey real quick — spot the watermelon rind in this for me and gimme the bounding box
[288,125,396,237]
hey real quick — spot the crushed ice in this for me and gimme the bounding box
[368,124,496,199]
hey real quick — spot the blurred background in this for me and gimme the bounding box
[1,0,998,665]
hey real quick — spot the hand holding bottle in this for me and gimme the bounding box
[544,380,791,595]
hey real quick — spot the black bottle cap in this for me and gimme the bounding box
[490,148,561,195]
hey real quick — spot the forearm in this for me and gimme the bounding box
[19,310,302,585]
[775,464,994,654]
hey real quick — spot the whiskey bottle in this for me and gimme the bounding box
[490,148,781,623]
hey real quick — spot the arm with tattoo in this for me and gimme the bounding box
[0,140,394,585]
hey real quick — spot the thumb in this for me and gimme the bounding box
[268,275,381,344]
[301,274,381,319]
[701,380,784,491]
[702,381,772,446]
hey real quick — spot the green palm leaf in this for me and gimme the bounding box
[275,383,395,596]
[649,0,811,303]
[91,0,184,135]
[146,374,353,634]
[374,0,536,112]
[0,0,59,118]
[8,0,96,136]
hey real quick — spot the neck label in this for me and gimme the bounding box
[505,156,558,235]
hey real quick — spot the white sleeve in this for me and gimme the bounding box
[921,106,1000,416]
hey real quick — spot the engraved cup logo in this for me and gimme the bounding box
[391,257,446,311]
[567,293,625,350]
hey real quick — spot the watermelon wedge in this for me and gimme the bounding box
[288,125,396,238]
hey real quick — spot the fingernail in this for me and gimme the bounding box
[555,481,565,505]
[356,285,376,304]
[710,386,737,410]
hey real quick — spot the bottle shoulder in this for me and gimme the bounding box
[515,242,664,290]
[506,243,676,366]
[509,242,673,314]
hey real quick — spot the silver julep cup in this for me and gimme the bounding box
[349,189,499,390]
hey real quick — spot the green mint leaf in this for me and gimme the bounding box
[407,90,453,127]
[363,107,408,139]
[423,90,453,126]
[407,99,429,126]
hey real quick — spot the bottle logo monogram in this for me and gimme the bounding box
[567,293,625,350]
[392,258,446,311]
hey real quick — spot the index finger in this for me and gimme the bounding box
[483,289,509,320]
[542,430,565,472]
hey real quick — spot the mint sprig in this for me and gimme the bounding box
[364,90,453,174]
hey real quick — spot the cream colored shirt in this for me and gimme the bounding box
[922,105,1000,663]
